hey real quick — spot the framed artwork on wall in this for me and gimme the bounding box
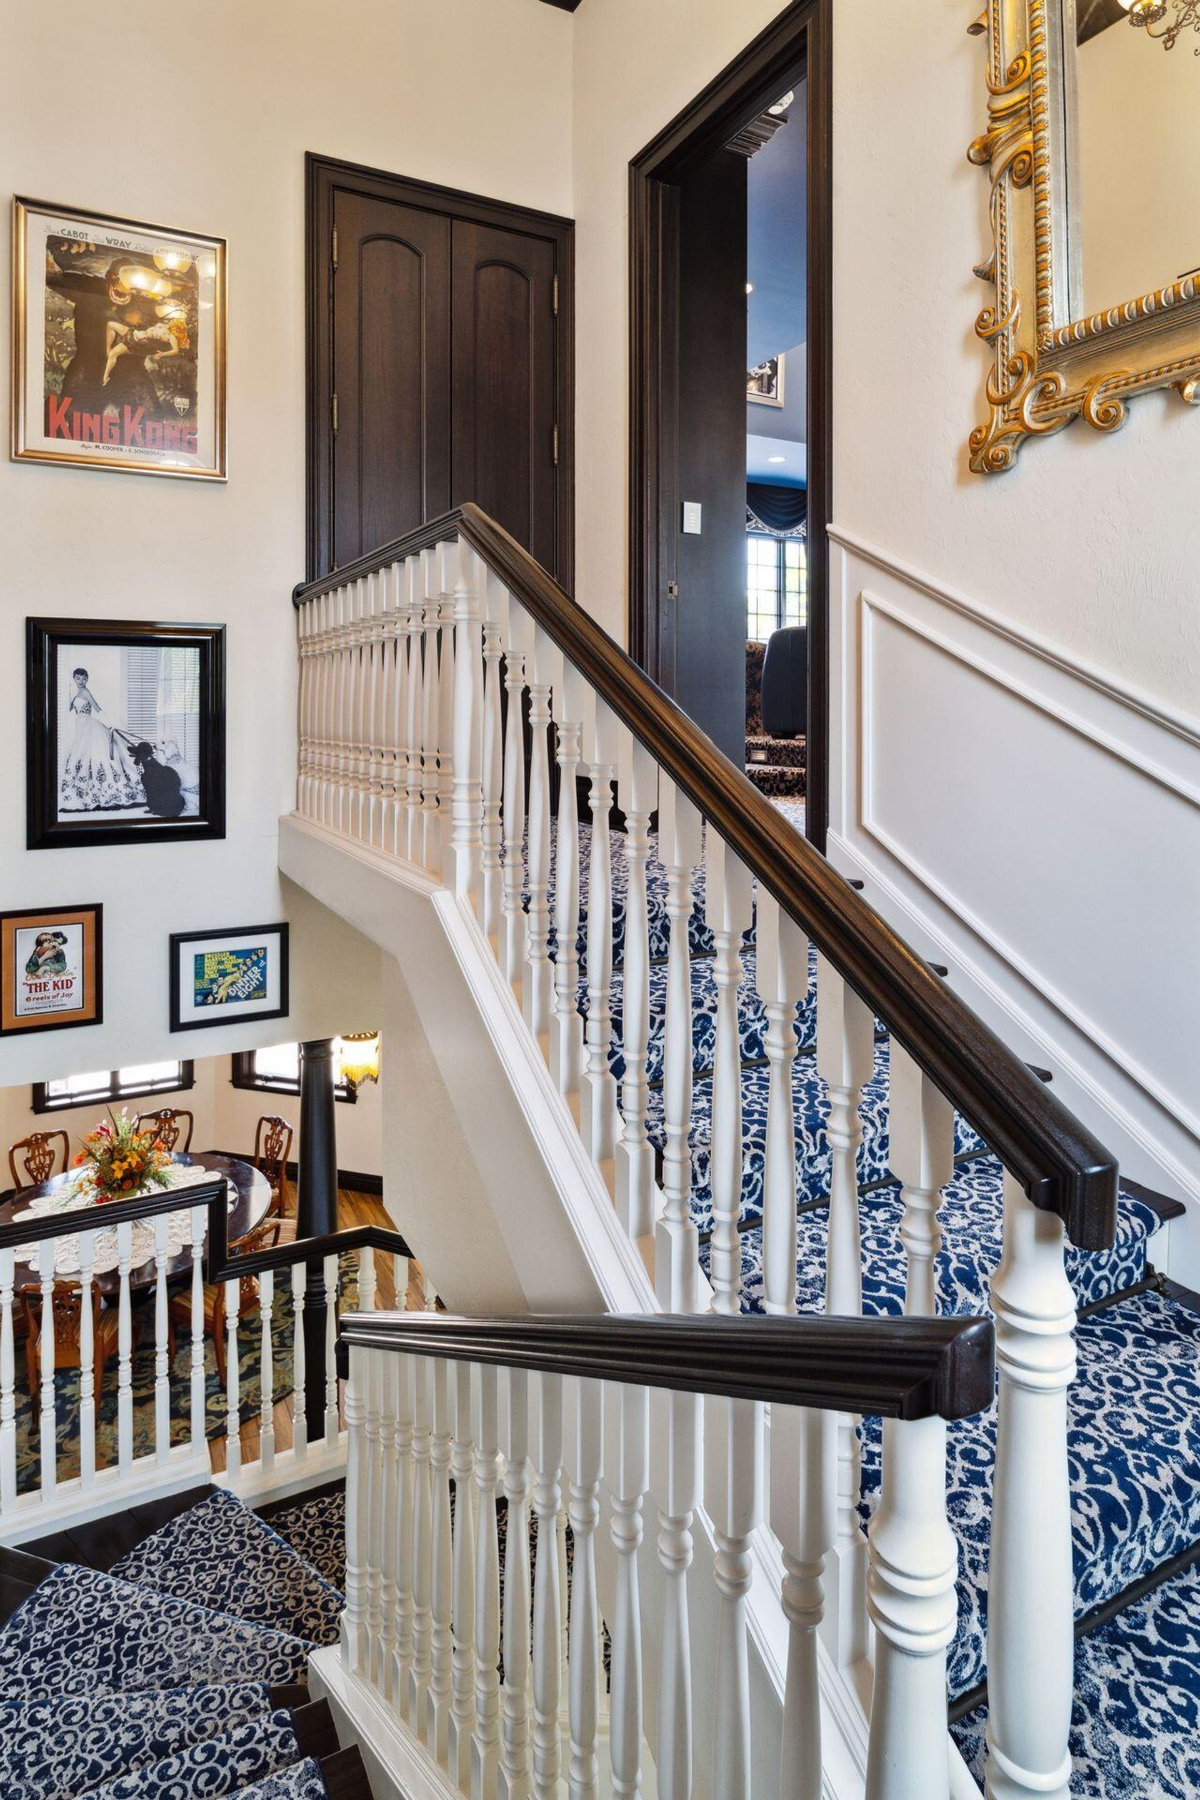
[27,617,226,850]
[0,904,103,1038]
[747,354,785,408]
[169,923,289,1033]
[12,197,227,480]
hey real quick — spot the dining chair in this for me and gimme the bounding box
[19,1281,122,1418]
[167,1215,282,1386]
[8,1131,70,1193]
[134,1107,194,1153]
[254,1115,295,1232]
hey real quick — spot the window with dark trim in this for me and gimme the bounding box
[746,532,807,642]
[231,1043,356,1104]
[33,1061,195,1115]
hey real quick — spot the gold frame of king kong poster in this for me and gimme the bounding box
[12,197,227,480]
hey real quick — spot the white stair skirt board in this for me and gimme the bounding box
[827,526,1200,1264]
[277,812,655,1318]
[310,1645,496,1800]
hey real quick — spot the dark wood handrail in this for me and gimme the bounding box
[338,1310,996,1422]
[293,504,1119,1250]
[0,1179,228,1251]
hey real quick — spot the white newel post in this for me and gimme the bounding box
[864,1417,957,1800]
[473,1363,503,1800]
[427,1358,455,1760]
[449,1362,478,1787]
[615,732,659,1241]
[341,1344,369,1674]
[531,1371,564,1800]
[655,779,703,1313]
[524,626,555,1043]
[757,894,807,1317]
[706,1393,764,1800]
[447,539,484,907]
[610,1382,649,1800]
[889,1043,955,1319]
[500,1368,533,1800]
[568,1376,604,1800]
[816,957,875,1667]
[501,607,529,986]
[550,661,586,1097]
[772,1401,834,1800]
[706,835,754,1315]
[985,1173,1076,1800]
[481,574,508,940]
[579,698,620,1166]
[653,1385,701,1800]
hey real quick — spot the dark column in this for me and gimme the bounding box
[297,1038,338,1438]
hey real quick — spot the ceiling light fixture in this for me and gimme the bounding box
[746,281,755,295]
[768,455,786,463]
[769,90,795,115]
[1118,0,1200,51]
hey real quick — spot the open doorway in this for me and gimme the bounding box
[629,3,830,848]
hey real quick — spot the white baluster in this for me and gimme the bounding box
[36,1240,57,1498]
[889,1043,955,1318]
[447,539,485,907]
[116,1220,133,1480]
[985,1172,1075,1800]
[437,560,457,883]
[78,1230,96,1490]
[375,570,392,849]
[615,733,659,1242]
[324,1251,340,1445]
[705,836,754,1314]
[500,1368,533,1800]
[524,625,555,1042]
[473,1363,502,1799]
[341,1343,369,1673]
[705,1394,764,1800]
[428,1358,455,1760]
[225,1274,241,1481]
[772,1402,834,1800]
[403,558,424,859]
[0,1249,14,1516]
[568,1376,604,1800]
[364,1349,385,1684]
[258,1267,275,1471]
[420,548,442,873]
[190,1207,206,1454]
[656,780,703,1312]
[154,1212,170,1464]
[609,1381,648,1799]
[481,573,508,940]
[349,578,367,837]
[817,957,875,1666]
[359,1245,377,1313]
[383,564,402,853]
[376,1359,400,1699]
[394,1251,410,1313]
[501,605,528,985]
[296,598,309,813]
[392,1356,417,1716]
[757,894,808,1317]
[409,1355,434,1731]
[291,1262,308,1460]
[864,1415,957,1800]
[449,1360,478,1786]
[653,1387,700,1800]
[531,1372,563,1800]
[579,698,620,1165]
[550,659,586,1095]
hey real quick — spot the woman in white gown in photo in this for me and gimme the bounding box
[58,667,143,813]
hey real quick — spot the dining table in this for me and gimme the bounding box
[0,1150,273,1296]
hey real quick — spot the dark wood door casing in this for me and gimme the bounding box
[306,154,574,588]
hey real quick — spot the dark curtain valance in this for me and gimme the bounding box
[746,481,807,537]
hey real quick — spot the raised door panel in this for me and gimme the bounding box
[450,221,560,579]
[331,192,451,569]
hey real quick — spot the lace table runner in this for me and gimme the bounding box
[11,1162,238,1279]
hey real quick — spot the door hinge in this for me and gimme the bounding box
[552,425,559,467]
[552,274,559,317]
[331,393,339,436]
[331,226,339,272]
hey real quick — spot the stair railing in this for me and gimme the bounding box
[0,1178,410,1536]
[292,505,1120,1799]
[337,1307,995,1800]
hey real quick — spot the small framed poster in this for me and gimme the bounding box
[27,617,226,850]
[170,923,289,1033]
[747,354,785,408]
[12,197,227,480]
[1,905,103,1038]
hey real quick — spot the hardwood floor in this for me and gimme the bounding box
[209,1182,424,1476]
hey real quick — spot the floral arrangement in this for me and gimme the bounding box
[72,1110,173,1203]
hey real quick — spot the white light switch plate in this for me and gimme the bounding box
[682,501,702,535]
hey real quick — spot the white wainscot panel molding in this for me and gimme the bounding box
[828,527,1200,1273]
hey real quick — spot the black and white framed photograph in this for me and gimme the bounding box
[169,922,289,1033]
[747,353,785,408]
[27,617,225,848]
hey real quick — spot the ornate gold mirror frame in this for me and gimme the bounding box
[968,0,1200,473]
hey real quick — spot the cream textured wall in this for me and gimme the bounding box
[0,0,574,1093]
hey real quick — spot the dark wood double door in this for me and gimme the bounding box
[306,155,573,584]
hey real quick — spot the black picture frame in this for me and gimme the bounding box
[0,903,103,1038]
[169,922,290,1033]
[27,617,226,849]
